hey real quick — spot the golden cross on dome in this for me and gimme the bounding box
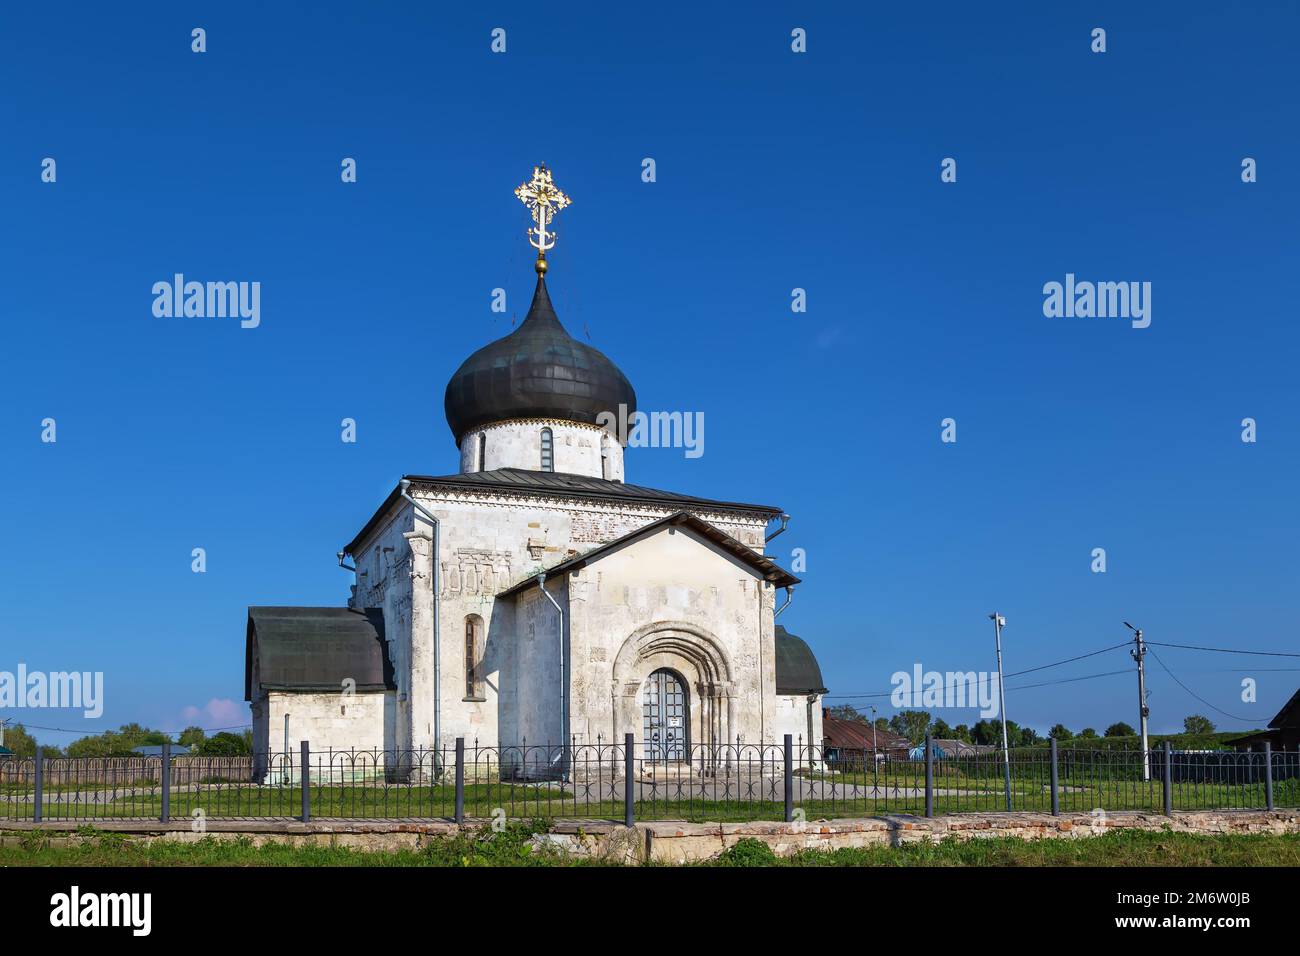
[514,163,571,274]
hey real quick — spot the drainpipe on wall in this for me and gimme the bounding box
[806,692,818,770]
[535,571,568,782]
[774,585,795,619]
[765,585,795,748]
[399,479,442,775]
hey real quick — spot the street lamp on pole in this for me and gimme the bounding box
[989,612,1012,812]
[870,705,878,762]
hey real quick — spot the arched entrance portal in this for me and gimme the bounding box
[642,669,689,761]
[611,621,736,752]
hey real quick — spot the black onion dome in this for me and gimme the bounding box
[444,276,637,442]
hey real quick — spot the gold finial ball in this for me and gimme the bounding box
[535,255,548,275]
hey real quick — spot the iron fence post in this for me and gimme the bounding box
[924,733,934,818]
[1162,740,1173,816]
[301,740,311,823]
[1049,737,1060,816]
[161,741,171,823]
[33,748,43,824]
[783,734,794,823]
[1263,742,1274,811]
[454,737,465,824]
[624,733,634,827]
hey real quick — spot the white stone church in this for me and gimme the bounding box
[244,168,826,772]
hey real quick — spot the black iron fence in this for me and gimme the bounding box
[2,735,1295,824]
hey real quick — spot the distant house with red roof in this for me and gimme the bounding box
[822,712,912,767]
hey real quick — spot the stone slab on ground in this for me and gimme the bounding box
[4,809,1296,863]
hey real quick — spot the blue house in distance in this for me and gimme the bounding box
[909,742,950,760]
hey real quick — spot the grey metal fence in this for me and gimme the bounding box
[2,734,1295,824]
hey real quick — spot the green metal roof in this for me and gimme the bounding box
[245,607,394,700]
[774,624,827,695]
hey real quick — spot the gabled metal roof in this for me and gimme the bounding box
[1270,687,1300,729]
[822,715,912,752]
[344,468,782,556]
[496,510,799,598]
[245,607,393,700]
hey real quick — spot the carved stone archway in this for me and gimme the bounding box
[611,621,735,751]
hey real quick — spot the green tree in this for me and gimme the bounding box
[66,723,169,757]
[1183,714,1215,735]
[197,732,250,756]
[824,705,867,724]
[1104,722,1136,738]
[178,726,207,749]
[1,722,35,755]
[953,724,971,742]
[0,723,61,757]
[873,718,890,733]
[1078,727,1098,738]
[1017,726,1040,747]
[1048,724,1073,740]
[930,718,953,739]
[970,719,999,746]
[889,711,932,744]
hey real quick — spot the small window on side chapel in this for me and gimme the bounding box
[477,433,487,472]
[540,427,554,472]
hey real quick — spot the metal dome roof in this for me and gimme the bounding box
[774,625,827,695]
[443,276,637,442]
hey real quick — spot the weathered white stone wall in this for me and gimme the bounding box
[773,693,825,766]
[262,689,393,759]
[458,420,625,481]
[511,580,567,758]
[398,487,770,753]
[349,504,415,750]
[563,524,779,751]
[339,484,781,757]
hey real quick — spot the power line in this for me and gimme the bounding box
[1005,668,1131,692]
[1146,641,1300,658]
[1145,646,1259,723]
[824,640,1130,699]
[3,719,252,736]
[1004,641,1130,678]
[839,667,1129,715]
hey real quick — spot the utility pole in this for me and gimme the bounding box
[989,613,1012,811]
[1125,622,1151,780]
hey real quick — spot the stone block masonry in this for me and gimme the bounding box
[6,809,1296,864]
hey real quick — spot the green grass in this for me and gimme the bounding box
[0,778,162,794]
[0,821,593,867]
[714,830,1300,867]
[4,825,1298,867]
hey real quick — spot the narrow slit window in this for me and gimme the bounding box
[464,616,483,699]
[540,428,553,472]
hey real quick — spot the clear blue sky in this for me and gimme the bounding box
[3,2,1297,747]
